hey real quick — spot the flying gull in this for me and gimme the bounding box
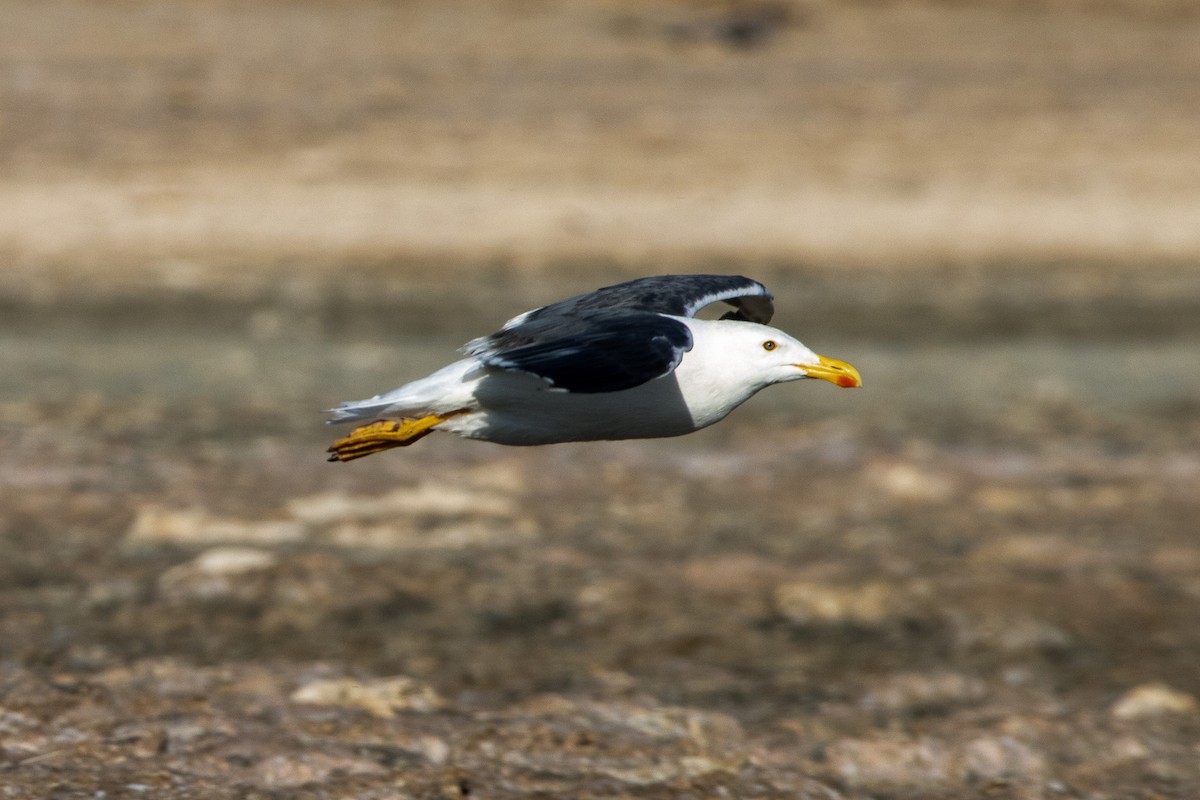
[326,274,861,461]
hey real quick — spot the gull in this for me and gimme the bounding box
[326,274,860,461]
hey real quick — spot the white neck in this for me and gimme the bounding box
[671,317,775,429]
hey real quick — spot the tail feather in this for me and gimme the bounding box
[324,397,396,424]
[325,358,479,425]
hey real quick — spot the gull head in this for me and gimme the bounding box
[697,320,862,390]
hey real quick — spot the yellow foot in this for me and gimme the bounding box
[326,412,466,462]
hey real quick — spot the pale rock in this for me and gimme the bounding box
[827,730,1043,787]
[51,727,89,746]
[774,580,899,626]
[604,753,743,785]
[254,753,384,788]
[1111,683,1199,720]
[418,735,451,765]
[127,506,304,546]
[825,736,953,790]
[0,709,39,734]
[284,483,518,525]
[188,547,278,574]
[291,676,446,717]
[157,547,278,603]
[951,612,1074,655]
[959,735,1045,781]
[994,618,1075,655]
[870,461,955,503]
[587,701,745,746]
[325,517,536,551]
[588,667,638,693]
[861,671,986,713]
[0,710,50,759]
[1110,735,1151,762]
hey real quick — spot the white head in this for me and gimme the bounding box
[683,319,862,391]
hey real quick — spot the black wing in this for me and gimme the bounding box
[473,309,693,393]
[528,274,775,325]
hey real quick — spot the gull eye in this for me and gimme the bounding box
[762,340,777,351]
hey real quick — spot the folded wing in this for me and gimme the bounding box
[473,309,693,393]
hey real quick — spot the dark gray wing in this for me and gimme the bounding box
[470,309,693,393]
[484,275,774,338]
[528,274,774,325]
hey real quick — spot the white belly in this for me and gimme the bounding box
[443,370,705,445]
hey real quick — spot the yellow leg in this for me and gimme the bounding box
[326,411,466,462]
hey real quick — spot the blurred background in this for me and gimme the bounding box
[2,1,1199,796]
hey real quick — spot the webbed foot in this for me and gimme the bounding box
[326,412,464,462]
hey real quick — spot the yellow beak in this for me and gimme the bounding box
[796,354,862,388]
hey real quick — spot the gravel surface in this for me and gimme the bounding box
[3,1,1200,797]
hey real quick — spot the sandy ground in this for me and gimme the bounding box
[3,1,1200,798]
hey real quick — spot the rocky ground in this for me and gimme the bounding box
[3,1,1200,798]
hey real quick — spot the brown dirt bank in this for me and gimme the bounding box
[3,0,1199,280]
